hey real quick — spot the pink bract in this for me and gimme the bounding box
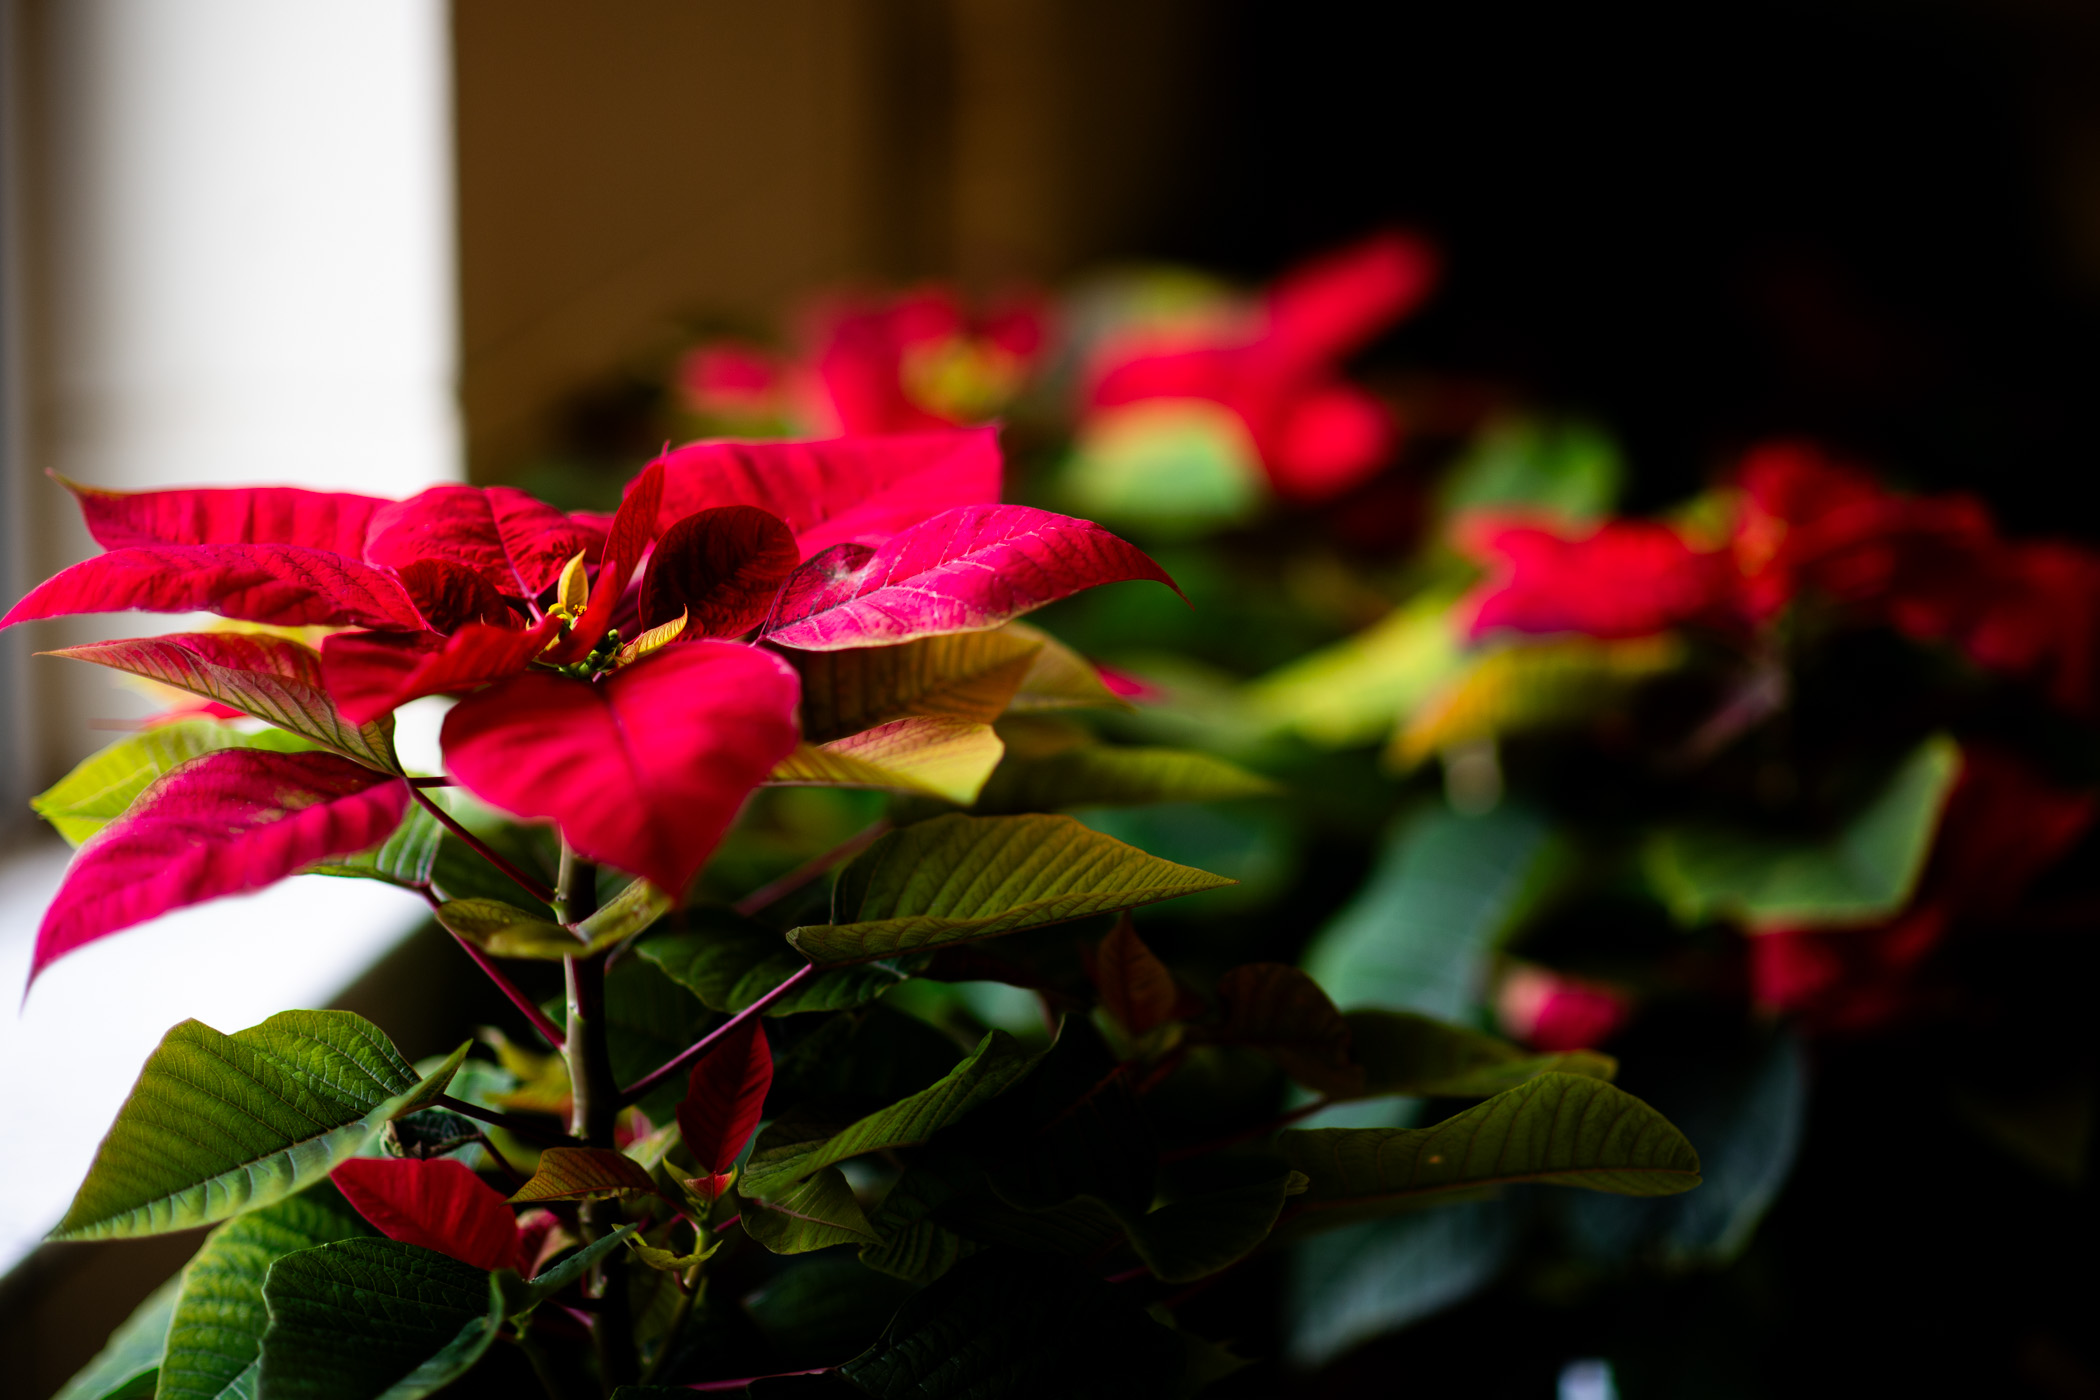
[764,503,1180,651]
[34,749,410,983]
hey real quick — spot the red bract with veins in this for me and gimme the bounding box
[4,430,1178,986]
[1086,231,1438,503]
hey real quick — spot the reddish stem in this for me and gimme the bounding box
[1103,1264,1151,1284]
[444,926,567,1048]
[619,963,817,1104]
[411,785,558,906]
[732,819,890,917]
[687,1370,833,1393]
[713,1213,742,1235]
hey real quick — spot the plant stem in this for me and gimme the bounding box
[406,774,455,788]
[731,818,889,917]
[444,927,567,1048]
[687,1370,833,1393]
[410,786,558,906]
[618,963,816,1105]
[434,1094,580,1148]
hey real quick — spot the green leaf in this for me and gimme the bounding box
[1433,414,1623,523]
[1391,635,1682,770]
[429,831,557,916]
[52,1014,467,1240]
[1058,397,1268,539]
[509,1146,658,1204]
[1286,1198,1516,1367]
[435,898,584,959]
[1279,1073,1701,1225]
[1644,734,1960,930]
[1302,802,1561,1021]
[770,717,1005,805]
[32,719,316,846]
[740,1165,878,1253]
[53,1272,183,1400]
[836,1250,1190,1398]
[740,1030,1041,1197]
[791,629,1045,742]
[1113,1161,1307,1284]
[1002,621,1128,713]
[789,813,1234,966]
[971,738,1277,815]
[859,1165,979,1284]
[493,1225,639,1317]
[1340,1008,1616,1100]
[256,1239,500,1400]
[640,911,910,1017]
[1244,593,1465,749]
[306,799,443,885]
[161,1183,375,1400]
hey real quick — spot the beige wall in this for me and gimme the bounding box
[453,0,1220,478]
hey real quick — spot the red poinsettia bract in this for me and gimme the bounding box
[6,430,1175,985]
[1457,441,2100,713]
[1085,231,1439,503]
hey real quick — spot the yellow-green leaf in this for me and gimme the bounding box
[33,719,316,846]
[739,1165,878,1253]
[769,717,1005,805]
[790,628,1045,742]
[1391,634,1682,770]
[509,1146,659,1204]
[1245,593,1464,749]
[1002,621,1128,713]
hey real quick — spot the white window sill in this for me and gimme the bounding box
[0,840,427,1273]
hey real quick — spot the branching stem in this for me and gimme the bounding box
[732,818,889,917]
[443,927,566,1048]
[409,786,558,906]
[619,963,816,1105]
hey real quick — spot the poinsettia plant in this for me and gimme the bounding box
[28,428,1700,1400]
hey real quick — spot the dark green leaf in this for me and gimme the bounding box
[1302,803,1561,1021]
[742,1257,915,1372]
[740,1165,878,1253]
[162,1183,375,1400]
[256,1239,499,1400]
[740,1030,1041,1197]
[1644,734,1959,929]
[307,800,443,886]
[835,1250,1188,1399]
[53,1015,467,1240]
[859,1165,979,1284]
[790,814,1233,966]
[1286,1199,1517,1366]
[971,741,1277,815]
[1115,1160,1306,1284]
[641,911,913,1017]
[1280,1073,1700,1225]
[1340,1008,1616,1100]
[53,1272,183,1400]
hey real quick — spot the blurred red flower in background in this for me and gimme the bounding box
[1086,231,1438,502]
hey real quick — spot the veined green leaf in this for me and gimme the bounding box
[739,1165,878,1253]
[1244,593,1464,749]
[790,627,1044,741]
[739,1030,1041,1197]
[1303,803,1560,1022]
[33,719,316,846]
[769,717,1005,805]
[307,799,443,886]
[492,1225,639,1318]
[53,1272,183,1400]
[1002,621,1128,713]
[436,877,668,959]
[1031,1162,1308,1285]
[508,1146,658,1204]
[161,1184,375,1400]
[1341,1008,1616,1100]
[1644,734,1960,930]
[1279,1073,1700,1225]
[256,1239,500,1400]
[859,1165,978,1284]
[788,813,1233,966]
[51,1014,467,1240]
[972,738,1277,815]
[639,912,911,1017]
[835,1250,1189,1398]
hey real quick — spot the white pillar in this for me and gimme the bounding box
[24,0,462,772]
